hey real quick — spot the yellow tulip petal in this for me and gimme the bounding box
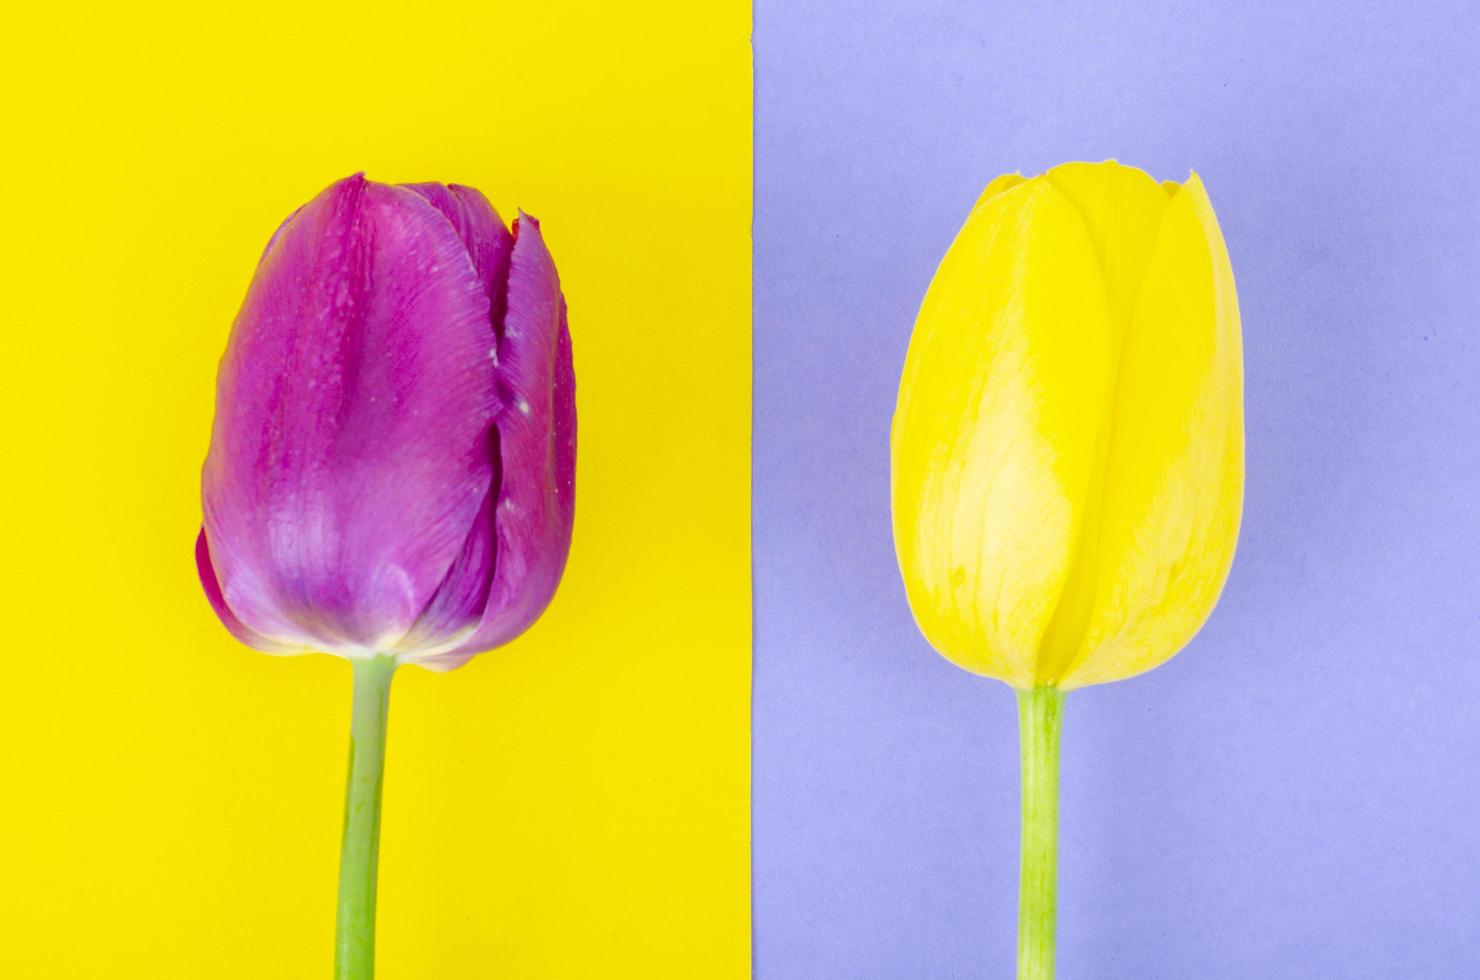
[969,172,1027,214]
[1057,173,1244,689]
[1043,161,1169,332]
[892,179,1110,686]
[1032,161,1171,678]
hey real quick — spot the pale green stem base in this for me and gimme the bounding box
[335,655,397,980]
[1016,685,1065,980]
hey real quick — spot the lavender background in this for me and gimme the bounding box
[752,1,1480,977]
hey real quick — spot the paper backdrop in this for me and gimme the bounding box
[0,3,751,977]
[752,1,1480,977]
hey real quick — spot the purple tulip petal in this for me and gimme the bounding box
[399,183,514,328]
[258,205,302,266]
[201,174,499,652]
[423,212,575,669]
[195,529,292,652]
[389,183,514,654]
[396,444,499,653]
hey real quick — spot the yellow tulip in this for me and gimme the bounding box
[892,160,1243,691]
[890,160,1243,980]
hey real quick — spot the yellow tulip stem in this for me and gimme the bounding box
[335,654,397,980]
[1016,685,1065,980]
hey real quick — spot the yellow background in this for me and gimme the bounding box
[0,3,751,977]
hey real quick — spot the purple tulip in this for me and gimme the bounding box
[196,174,575,671]
[195,174,575,979]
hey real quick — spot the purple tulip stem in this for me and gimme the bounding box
[1017,685,1064,980]
[335,655,397,980]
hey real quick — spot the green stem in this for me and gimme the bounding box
[1016,685,1065,980]
[335,655,397,980]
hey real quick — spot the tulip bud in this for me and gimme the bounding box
[892,159,1242,690]
[196,174,575,670]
